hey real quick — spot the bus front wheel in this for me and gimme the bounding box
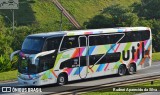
[57,73,67,86]
[118,65,126,76]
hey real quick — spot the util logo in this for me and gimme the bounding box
[122,42,147,61]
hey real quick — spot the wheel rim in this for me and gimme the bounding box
[119,66,125,75]
[129,66,135,74]
[60,76,64,83]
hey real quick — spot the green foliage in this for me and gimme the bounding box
[0,70,17,81]
[134,0,160,52]
[0,16,14,72]
[84,5,139,29]
[84,15,114,29]
[133,0,160,19]
[30,0,73,31]
[12,26,31,50]
[152,52,160,61]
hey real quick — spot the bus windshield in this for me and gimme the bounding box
[22,37,45,54]
[18,57,38,74]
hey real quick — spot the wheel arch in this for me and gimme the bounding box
[118,64,127,75]
[58,72,68,82]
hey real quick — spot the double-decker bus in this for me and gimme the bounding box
[10,27,152,86]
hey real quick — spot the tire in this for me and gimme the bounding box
[118,65,126,76]
[57,74,67,86]
[128,64,136,75]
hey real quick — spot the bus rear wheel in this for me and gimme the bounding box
[57,74,67,86]
[128,64,136,75]
[118,65,126,76]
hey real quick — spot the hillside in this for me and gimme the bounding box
[0,0,140,32]
[60,0,140,26]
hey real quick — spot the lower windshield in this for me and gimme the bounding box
[18,57,38,74]
[22,37,45,54]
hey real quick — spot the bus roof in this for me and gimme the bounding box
[28,31,65,38]
[28,27,150,38]
[64,27,150,36]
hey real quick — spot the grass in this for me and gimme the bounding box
[0,0,140,32]
[152,52,160,61]
[83,79,160,95]
[0,70,17,81]
[60,0,140,26]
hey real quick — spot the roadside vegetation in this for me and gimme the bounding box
[84,78,160,95]
[152,52,160,61]
[0,70,17,81]
[0,0,160,73]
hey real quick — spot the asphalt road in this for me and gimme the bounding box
[0,61,160,95]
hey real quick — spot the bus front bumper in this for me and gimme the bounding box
[18,77,40,86]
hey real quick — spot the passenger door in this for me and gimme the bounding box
[78,36,88,79]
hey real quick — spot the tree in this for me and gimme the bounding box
[84,4,139,29]
[133,0,160,19]
[84,15,114,29]
[0,16,14,72]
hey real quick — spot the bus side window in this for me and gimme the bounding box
[60,58,79,69]
[43,37,62,51]
[79,37,86,47]
[89,36,103,46]
[80,56,87,66]
[119,30,150,43]
[97,52,121,64]
[89,34,124,46]
[141,30,150,41]
[109,34,123,44]
[61,36,78,51]
[38,54,55,73]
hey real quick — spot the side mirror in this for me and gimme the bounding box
[10,50,20,61]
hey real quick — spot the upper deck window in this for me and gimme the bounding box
[60,36,78,51]
[43,37,62,51]
[119,30,150,43]
[22,37,45,54]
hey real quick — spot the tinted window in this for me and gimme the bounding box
[104,52,121,63]
[110,34,124,44]
[80,56,87,66]
[38,51,57,73]
[89,52,121,65]
[60,58,79,69]
[22,37,45,54]
[141,30,150,41]
[44,37,62,51]
[120,30,150,43]
[79,37,87,47]
[61,36,79,51]
[89,34,123,46]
